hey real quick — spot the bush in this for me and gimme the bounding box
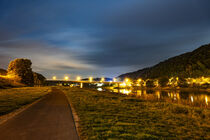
[158,77,168,87]
[146,79,155,87]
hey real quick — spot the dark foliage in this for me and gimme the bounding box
[33,72,46,86]
[119,44,210,80]
[146,79,155,87]
[0,69,7,75]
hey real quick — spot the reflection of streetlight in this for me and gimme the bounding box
[205,96,208,105]
[64,76,69,81]
[191,96,194,103]
[89,77,93,82]
[76,76,81,81]
[52,76,56,80]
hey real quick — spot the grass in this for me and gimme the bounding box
[0,77,24,89]
[0,87,50,116]
[62,87,210,140]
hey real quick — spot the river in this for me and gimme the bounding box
[97,87,210,108]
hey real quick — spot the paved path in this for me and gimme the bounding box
[0,87,79,140]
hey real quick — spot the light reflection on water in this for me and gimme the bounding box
[97,88,210,108]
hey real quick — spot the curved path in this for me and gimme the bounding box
[0,87,79,140]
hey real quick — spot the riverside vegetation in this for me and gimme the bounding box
[62,87,210,140]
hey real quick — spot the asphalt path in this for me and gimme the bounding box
[0,87,79,140]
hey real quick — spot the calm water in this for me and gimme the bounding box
[97,87,210,108]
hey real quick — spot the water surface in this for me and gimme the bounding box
[97,87,210,108]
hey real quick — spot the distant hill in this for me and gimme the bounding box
[118,44,210,80]
[0,69,7,75]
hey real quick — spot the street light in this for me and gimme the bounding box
[113,78,117,82]
[101,77,105,82]
[89,77,93,82]
[76,76,81,81]
[64,76,69,81]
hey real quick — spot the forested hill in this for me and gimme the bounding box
[118,44,210,80]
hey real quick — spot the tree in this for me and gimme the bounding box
[33,72,46,86]
[7,58,34,86]
[178,77,188,87]
[146,79,155,87]
[159,77,168,87]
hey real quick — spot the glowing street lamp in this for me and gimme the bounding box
[64,76,69,81]
[89,77,93,82]
[76,76,81,81]
[113,78,117,82]
[52,76,56,80]
[101,77,105,82]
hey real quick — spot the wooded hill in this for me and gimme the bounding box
[118,44,210,80]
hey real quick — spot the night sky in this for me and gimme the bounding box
[0,0,210,79]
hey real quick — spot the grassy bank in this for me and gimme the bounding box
[62,87,210,140]
[0,77,24,89]
[0,87,50,116]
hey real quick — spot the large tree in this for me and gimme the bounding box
[7,58,34,86]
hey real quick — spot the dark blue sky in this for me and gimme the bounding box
[0,0,210,79]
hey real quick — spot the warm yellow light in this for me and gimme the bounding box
[64,76,69,81]
[113,78,117,82]
[89,77,93,82]
[80,83,83,88]
[52,76,56,80]
[76,76,81,81]
[191,96,194,103]
[205,96,208,105]
[137,78,142,82]
[125,78,129,83]
[122,89,131,95]
[120,82,126,87]
[101,77,105,82]
[0,74,15,79]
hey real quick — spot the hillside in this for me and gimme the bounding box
[118,44,210,80]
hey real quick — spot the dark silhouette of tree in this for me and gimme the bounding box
[159,77,168,87]
[0,69,7,75]
[33,72,46,86]
[146,79,155,87]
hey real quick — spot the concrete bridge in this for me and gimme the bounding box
[46,80,121,88]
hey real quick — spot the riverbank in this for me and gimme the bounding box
[62,87,210,139]
[121,86,210,92]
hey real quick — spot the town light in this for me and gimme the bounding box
[52,76,56,80]
[76,76,81,81]
[125,78,129,83]
[64,76,69,81]
[89,77,93,82]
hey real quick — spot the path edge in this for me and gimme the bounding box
[0,90,51,125]
[63,89,81,139]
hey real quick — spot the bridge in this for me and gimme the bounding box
[45,80,121,88]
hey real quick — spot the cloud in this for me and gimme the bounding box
[0,0,210,78]
[0,39,95,73]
